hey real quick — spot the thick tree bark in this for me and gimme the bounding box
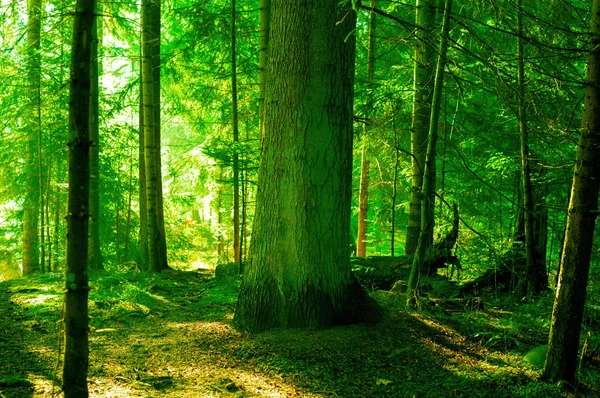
[406,0,452,306]
[235,0,382,332]
[63,0,95,395]
[542,0,600,385]
[88,0,103,271]
[22,0,42,276]
[405,0,437,255]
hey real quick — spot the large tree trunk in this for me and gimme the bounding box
[22,0,42,276]
[62,0,95,395]
[234,0,382,332]
[405,0,437,255]
[542,0,600,385]
[406,0,452,305]
[88,0,103,271]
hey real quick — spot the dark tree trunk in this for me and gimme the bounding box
[62,0,95,395]
[542,0,600,385]
[88,0,103,270]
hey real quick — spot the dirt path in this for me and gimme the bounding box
[0,271,595,397]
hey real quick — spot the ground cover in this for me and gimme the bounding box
[0,270,598,397]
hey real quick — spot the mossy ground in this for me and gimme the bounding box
[0,269,599,397]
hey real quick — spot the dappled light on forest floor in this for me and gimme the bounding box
[1,270,599,397]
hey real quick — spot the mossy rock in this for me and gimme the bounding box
[0,376,34,388]
[524,344,547,368]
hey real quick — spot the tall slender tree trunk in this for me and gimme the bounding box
[258,0,270,137]
[357,0,377,258]
[235,0,382,332]
[517,0,546,297]
[22,0,42,276]
[46,162,53,272]
[38,86,45,273]
[357,150,370,257]
[62,0,95,394]
[140,0,168,272]
[542,0,600,385]
[151,0,168,270]
[88,0,103,270]
[406,0,452,306]
[231,0,241,268]
[138,86,148,270]
[217,167,224,261]
[405,0,437,255]
[124,149,134,259]
[142,0,159,272]
[391,120,400,256]
[53,193,60,271]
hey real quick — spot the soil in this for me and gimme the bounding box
[0,270,597,397]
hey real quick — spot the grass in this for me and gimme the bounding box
[0,268,598,397]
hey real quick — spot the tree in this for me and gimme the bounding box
[88,0,103,271]
[405,0,437,255]
[140,0,168,272]
[516,0,546,297]
[62,0,95,394]
[542,0,600,385]
[234,0,382,332]
[258,0,270,136]
[22,0,42,276]
[356,0,377,258]
[406,0,452,305]
[231,0,241,267]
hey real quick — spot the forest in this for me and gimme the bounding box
[1,0,600,396]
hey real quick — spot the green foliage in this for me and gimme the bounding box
[524,344,548,368]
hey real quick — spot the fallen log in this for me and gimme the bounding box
[352,204,460,290]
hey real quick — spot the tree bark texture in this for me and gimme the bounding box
[22,0,42,276]
[405,0,437,255]
[234,0,382,332]
[63,0,95,395]
[88,0,103,271]
[141,0,168,272]
[542,0,600,385]
[407,0,452,305]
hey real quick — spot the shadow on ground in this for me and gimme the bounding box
[0,276,61,397]
[1,270,598,397]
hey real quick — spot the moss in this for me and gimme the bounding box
[524,344,548,368]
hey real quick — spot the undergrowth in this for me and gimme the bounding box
[0,268,598,397]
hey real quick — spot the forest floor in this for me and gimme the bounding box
[0,269,599,398]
